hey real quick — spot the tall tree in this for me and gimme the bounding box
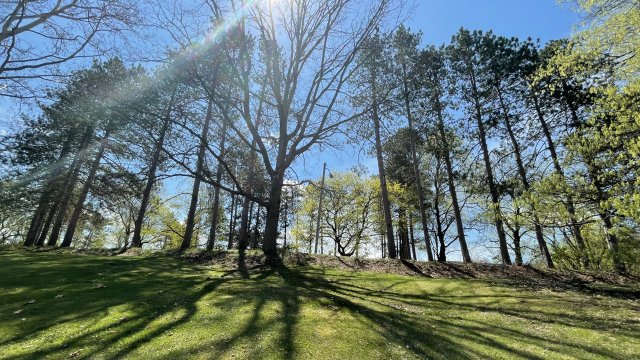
[392,26,434,261]
[420,46,472,263]
[448,29,512,265]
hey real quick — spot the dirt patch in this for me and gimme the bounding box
[184,251,640,299]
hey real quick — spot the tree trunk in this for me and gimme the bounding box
[252,205,262,250]
[398,207,411,259]
[470,77,511,265]
[372,101,396,259]
[237,196,251,251]
[180,100,213,251]
[25,137,74,246]
[36,201,59,246]
[409,215,417,260]
[562,85,598,269]
[24,198,48,246]
[48,126,94,246]
[532,89,588,268]
[401,69,433,261]
[435,94,471,263]
[600,213,626,274]
[512,227,523,266]
[262,172,284,258]
[227,193,237,250]
[498,88,553,268]
[61,130,111,247]
[132,98,173,248]
[433,177,446,262]
[207,114,228,250]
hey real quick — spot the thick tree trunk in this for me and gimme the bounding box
[48,127,94,246]
[372,104,397,259]
[262,172,284,258]
[132,102,173,248]
[512,228,523,266]
[25,137,74,246]
[237,196,251,251]
[532,90,588,268]
[398,207,411,259]
[435,95,471,263]
[498,88,554,268]
[36,202,59,246]
[61,130,111,247]
[24,198,48,246]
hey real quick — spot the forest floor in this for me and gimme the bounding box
[1,248,639,359]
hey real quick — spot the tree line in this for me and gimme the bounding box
[0,0,638,274]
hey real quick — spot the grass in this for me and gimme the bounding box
[0,250,639,359]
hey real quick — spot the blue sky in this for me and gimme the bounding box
[291,0,581,260]
[297,0,581,181]
[408,0,579,47]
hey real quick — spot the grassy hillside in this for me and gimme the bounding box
[1,250,639,359]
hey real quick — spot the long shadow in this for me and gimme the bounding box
[2,251,637,359]
[278,265,635,358]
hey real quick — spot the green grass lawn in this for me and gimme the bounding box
[1,250,639,359]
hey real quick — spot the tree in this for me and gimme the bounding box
[392,26,434,261]
[448,29,512,265]
[0,0,141,99]
[309,172,378,257]
[418,45,472,263]
[353,32,398,259]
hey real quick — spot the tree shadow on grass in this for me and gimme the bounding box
[1,252,637,359]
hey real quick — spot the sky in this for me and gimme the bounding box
[289,0,582,261]
[0,0,582,258]
[296,0,581,181]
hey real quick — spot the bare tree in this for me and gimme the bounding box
[189,0,398,258]
[0,0,140,98]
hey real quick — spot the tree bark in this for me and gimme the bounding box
[372,95,397,259]
[398,207,411,259]
[237,196,251,251]
[24,197,48,246]
[262,172,284,258]
[498,88,553,268]
[206,120,228,251]
[180,99,213,251]
[35,201,60,246]
[60,129,111,247]
[401,65,433,261]
[227,193,237,250]
[532,90,588,268]
[435,93,471,263]
[468,72,511,264]
[48,126,94,246]
[409,215,417,260]
[131,94,174,248]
